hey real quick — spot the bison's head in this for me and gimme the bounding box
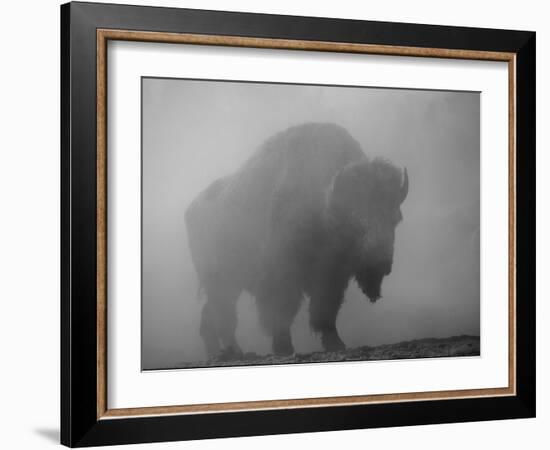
[327,158,408,302]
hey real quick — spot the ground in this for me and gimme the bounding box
[171,335,480,369]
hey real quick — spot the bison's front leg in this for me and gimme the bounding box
[308,285,347,352]
[256,274,302,356]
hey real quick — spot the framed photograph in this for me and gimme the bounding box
[60,1,535,447]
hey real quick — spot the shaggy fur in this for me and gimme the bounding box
[185,123,408,356]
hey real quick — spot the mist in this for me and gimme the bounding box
[141,78,480,369]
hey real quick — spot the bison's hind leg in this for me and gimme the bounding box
[199,301,221,357]
[200,280,242,359]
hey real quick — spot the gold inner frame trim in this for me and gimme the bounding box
[96,28,517,420]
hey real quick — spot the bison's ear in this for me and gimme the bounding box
[399,167,409,204]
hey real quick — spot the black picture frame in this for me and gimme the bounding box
[61,1,535,447]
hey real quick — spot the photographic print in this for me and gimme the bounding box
[141,77,481,371]
[62,6,535,444]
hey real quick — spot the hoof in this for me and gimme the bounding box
[217,345,243,361]
[273,346,295,357]
[272,339,294,356]
[322,332,346,352]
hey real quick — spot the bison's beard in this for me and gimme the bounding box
[355,267,386,303]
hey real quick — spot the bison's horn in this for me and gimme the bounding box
[400,167,409,204]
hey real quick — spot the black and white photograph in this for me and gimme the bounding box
[141,78,481,370]
[52,1,538,447]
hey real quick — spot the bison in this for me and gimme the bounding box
[185,123,408,357]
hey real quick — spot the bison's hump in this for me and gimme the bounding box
[221,122,366,204]
[255,122,363,161]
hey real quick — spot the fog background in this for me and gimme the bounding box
[141,78,480,370]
